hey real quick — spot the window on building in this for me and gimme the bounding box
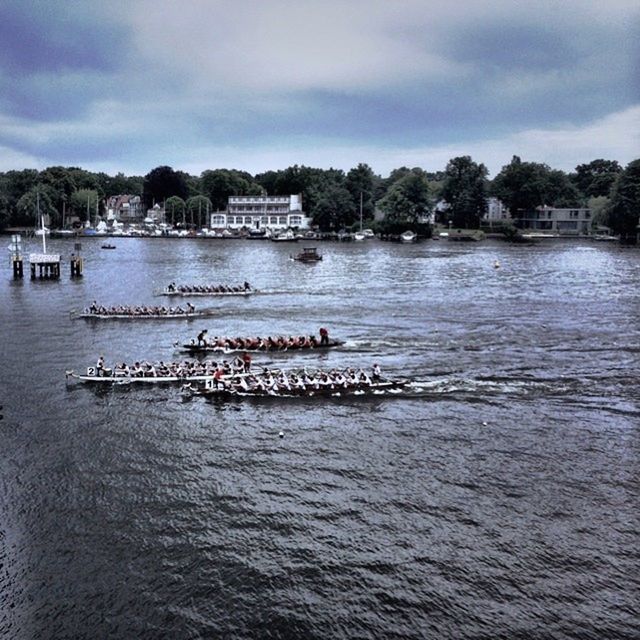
[212,215,225,226]
[244,216,252,224]
[290,216,302,226]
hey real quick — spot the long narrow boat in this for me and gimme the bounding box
[179,338,344,355]
[65,368,244,384]
[76,310,212,320]
[160,285,255,297]
[190,378,408,399]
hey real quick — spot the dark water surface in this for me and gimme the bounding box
[1,237,638,639]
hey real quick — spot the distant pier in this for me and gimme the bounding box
[29,252,62,279]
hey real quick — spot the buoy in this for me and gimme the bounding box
[482,421,488,426]
[494,260,500,269]
[278,431,284,438]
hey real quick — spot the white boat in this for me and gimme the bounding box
[77,311,209,320]
[354,193,368,241]
[362,229,375,238]
[400,230,417,243]
[66,369,245,385]
[35,227,50,236]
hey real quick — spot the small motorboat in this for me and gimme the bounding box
[101,244,116,249]
[292,247,322,262]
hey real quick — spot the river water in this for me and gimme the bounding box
[0,237,638,639]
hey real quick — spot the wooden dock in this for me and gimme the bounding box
[29,252,62,279]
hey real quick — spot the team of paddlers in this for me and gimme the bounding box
[165,282,252,294]
[192,328,332,350]
[92,356,251,378]
[197,364,385,395]
[84,302,196,316]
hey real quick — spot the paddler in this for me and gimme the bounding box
[197,329,208,346]
[319,327,329,345]
[242,351,252,372]
[213,367,226,390]
[372,363,381,382]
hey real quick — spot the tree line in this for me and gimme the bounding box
[1,157,638,240]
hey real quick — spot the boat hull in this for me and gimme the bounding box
[78,312,208,320]
[160,290,253,297]
[196,379,407,399]
[180,339,345,355]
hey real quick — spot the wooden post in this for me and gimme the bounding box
[12,258,23,278]
[70,256,83,277]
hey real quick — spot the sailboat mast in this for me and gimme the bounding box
[359,192,363,231]
[38,192,47,254]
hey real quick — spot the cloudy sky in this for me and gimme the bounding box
[0,0,638,178]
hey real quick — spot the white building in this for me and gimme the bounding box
[485,197,509,221]
[210,194,312,231]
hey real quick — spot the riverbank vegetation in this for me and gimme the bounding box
[0,157,638,241]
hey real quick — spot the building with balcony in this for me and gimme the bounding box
[210,194,311,231]
[106,195,144,223]
[511,206,591,235]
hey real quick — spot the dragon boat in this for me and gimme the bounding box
[77,311,210,320]
[74,304,211,320]
[188,376,408,400]
[160,283,255,297]
[179,337,344,355]
[65,364,244,384]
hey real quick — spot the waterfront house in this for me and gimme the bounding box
[210,194,312,232]
[511,206,591,236]
[106,195,145,223]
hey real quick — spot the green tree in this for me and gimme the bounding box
[143,165,188,209]
[16,185,58,226]
[546,169,581,207]
[39,166,77,218]
[608,159,640,241]
[311,185,355,231]
[254,170,279,195]
[491,156,580,214]
[345,163,378,223]
[178,171,201,199]
[68,167,101,192]
[378,169,432,223]
[491,156,548,213]
[165,196,186,225]
[3,169,39,209]
[98,172,144,197]
[440,156,488,228]
[186,195,212,228]
[200,169,256,211]
[0,191,9,231]
[70,189,100,222]
[573,159,622,198]
[587,195,611,229]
